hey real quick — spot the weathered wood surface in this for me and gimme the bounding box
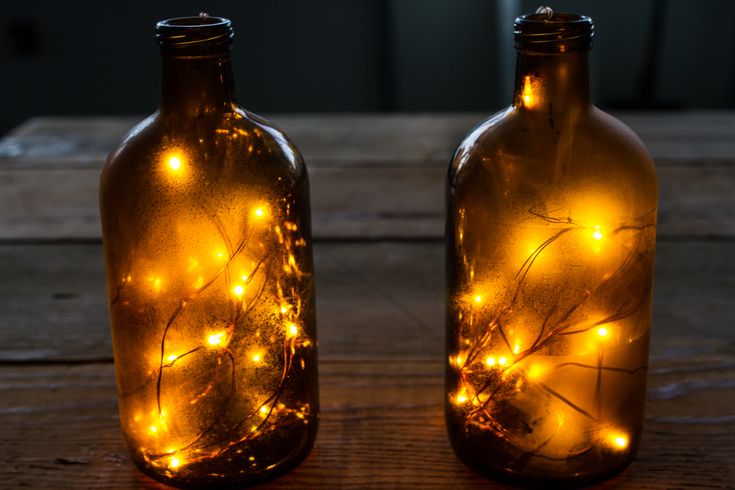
[2,114,735,239]
[0,114,734,488]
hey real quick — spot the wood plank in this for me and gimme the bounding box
[0,165,734,240]
[3,113,735,169]
[1,114,734,240]
[0,241,732,363]
[0,358,733,489]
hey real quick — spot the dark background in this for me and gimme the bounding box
[1,0,734,135]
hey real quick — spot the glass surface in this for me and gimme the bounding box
[99,16,318,488]
[446,12,657,486]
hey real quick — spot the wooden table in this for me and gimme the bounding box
[1,113,733,489]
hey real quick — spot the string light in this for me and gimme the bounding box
[107,195,316,480]
[612,434,629,449]
[448,208,654,469]
[521,75,538,108]
[207,332,225,346]
[168,156,182,171]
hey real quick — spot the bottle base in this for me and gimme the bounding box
[451,438,635,489]
[132,426,317,489]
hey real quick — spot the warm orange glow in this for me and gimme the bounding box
[498,357,508,366]
[207,332,225,346]
[233,285,245,297]
[169,456,181,468]
[485,356,497,367]
[521,75,538,108]
[147,276,163,293]
[253,205,270,220]
[168,156,182,171]
[474,294,483,304]
[287,323,299,338]
[603,430,630,450]
[597,326,609,337]
[526,363,546,380]
[593,226,603,240]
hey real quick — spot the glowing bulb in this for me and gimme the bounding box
[280,305,288,314]
[149,425,157,434]
[167,156,181,171]
[593,226,603,241]
[253,206,269,219]
[252,353,262,363]
[522,75,537,108]
[613,435,629,449]
[455,393,468,404]
[259,405,269,415]
[498,357,508,366]
[207,332,225,346]
[287,323,299,337]
[169,457,181,469]
[485,356,497,367]
[167,354,177,362]
[233,285,245,297]
[604,431,630,450]
[474,295,482,304]
[513,344,520,355]
[597,327,608,337]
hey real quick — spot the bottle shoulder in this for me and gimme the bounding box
[101,109,307,196]
[449,106,657,190]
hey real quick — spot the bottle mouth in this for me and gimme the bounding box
[156,15,233,54]
[514,11,594,53]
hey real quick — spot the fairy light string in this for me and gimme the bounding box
[449,207,655,463]
[109,152,315,476]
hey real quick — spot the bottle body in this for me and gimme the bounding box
[445,13,656,485]
[100,17,317,487]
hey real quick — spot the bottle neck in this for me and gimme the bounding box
[512,50,591,113]
[160,53,237,115]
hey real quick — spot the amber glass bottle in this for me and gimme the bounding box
[100,16,317,487]
[446,11,656,486]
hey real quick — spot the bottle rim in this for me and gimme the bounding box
[156,15,234,54]
[514,12,594,53]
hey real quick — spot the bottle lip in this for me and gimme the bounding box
[156,15,234,54]
[514,12,594,53]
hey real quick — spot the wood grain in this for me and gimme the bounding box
[1,359,733,489]
[0,241,732,363]
[2,114,735,240]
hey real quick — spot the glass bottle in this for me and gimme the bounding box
[99,15,318,487]
[446,10,657,486]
